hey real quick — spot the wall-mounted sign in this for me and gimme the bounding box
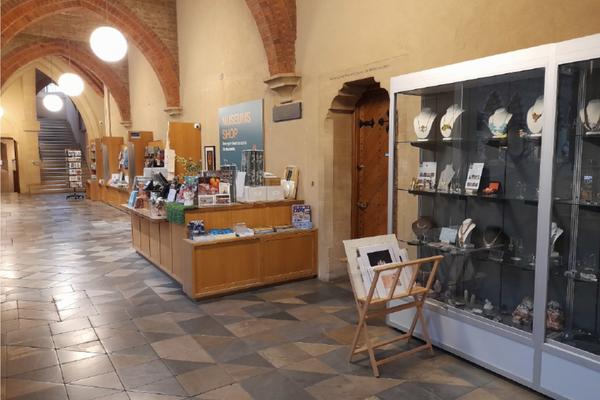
[219,99,264,169]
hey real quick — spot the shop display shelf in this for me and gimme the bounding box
[405,188,539,205]
[555,199,600,211]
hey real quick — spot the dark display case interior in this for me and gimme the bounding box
[547,58,600,355]
[395,68,545,333]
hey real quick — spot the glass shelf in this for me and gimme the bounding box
[403,188,539,205]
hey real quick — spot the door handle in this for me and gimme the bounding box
[357,201,368,210]
[357,164,365,171]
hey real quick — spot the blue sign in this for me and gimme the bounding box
[219,99,264,168]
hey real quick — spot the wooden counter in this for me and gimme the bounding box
[125,201,317,298]
[182,229,317,299]
[101,185,130,208]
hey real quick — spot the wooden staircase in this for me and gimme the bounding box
[32,118,88,194]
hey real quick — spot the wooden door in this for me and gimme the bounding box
[352,89,389,238]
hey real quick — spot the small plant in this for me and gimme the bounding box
[175,156,203,175]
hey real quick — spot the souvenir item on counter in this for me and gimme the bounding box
[198,194,216,205]
[487,107,513,139]
[233,223,254,237]
[465,163,484,194]
[292,204,313,229]
[183,190,195,206]
[198,175,220,195]
[483,299,494,316]
[579,99,600,135]
[546,300,564,331]
[482,226,504,249]
[220,165,238,202]
[457,218,476,248]
[440,104,465,139]
[550,222,564,258]
[241,149,265,186]
[482,181,501,195]
[166,188,177,203]
[215,194,231,204]
[411,216,435,242]
[437,164,456,193]
[526,96,544,137]
[512,296,534,325]
[150,196,166,217]
[413,108,437,140]
[417,162,437,191]
[187,220,206,240]
[128,191,137,208]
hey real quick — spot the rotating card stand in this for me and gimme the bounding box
[343,235,443,377]
[65,149,85,200]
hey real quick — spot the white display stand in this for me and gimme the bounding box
[65,149,84,200]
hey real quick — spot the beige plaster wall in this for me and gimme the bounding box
[124,0,600,279]
[0,69,42,194]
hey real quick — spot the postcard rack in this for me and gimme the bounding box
[65,148,84,200]
[343,234,442,377]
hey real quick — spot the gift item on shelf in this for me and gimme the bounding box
[512,296,534,326]
[550,222,563,258]
[220,165,238,202]
[483,299,494,316]
[198,174,220,195]
[411,216,435,241]
[437,164,455,193]
[233,223,254,237]
[187,220,206,240]
[215,194,231,204]
[208,228,236,240]
[292,204,312,229]
[481,226,505,249]
[457,218,476,248]
[581,173,594,203]
[465,162,484,194]
[579,99,600,135]
[149,194,166,217]
[487,107,513,138]
[282,166,299,199]
[416,161,437,191]
[546,300,564,331]
[241,149,264,186]
[526,96,544,137]
[198,194,215,205]
[253,226,275,235]
[413,107,437,140]
[482,181,501,195]
[440,104,465,139]
[244,186,267,202]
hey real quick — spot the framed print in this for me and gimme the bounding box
[204,146,216,171]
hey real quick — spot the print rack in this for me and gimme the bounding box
[65,148,85,200]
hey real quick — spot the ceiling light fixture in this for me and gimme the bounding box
[58,72,84,96]
[43,94,64,112]
[90,26,128,62]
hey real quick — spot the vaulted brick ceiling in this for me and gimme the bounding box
[1,0,297,122]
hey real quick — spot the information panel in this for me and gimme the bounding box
[219,99,264,168]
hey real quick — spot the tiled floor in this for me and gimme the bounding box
[1,194,547,400]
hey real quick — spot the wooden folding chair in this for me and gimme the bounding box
[343,235,443,377]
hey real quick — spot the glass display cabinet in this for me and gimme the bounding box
[387,34,600,400]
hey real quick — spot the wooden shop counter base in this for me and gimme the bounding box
[182,229,317,299]
[125,201,318,299]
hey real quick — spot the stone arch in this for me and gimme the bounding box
[244,0,297,75]
[1,39,130,123]
[1,0,180,109]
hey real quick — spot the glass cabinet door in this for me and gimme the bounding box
[394,68,545,333]
[547,57,600,354]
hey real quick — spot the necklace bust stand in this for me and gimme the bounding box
[580,99,600,136]
[413,108,437,141]
[550,222,564,258]
[458,218,476,248]
[488,107,513,139]
[526,96,544,138]
[440,104,465,140]
[437,164,455,193]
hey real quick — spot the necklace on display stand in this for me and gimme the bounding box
[413,108,437,141]
[526,96,544,138]
[580,99,600,136]
[488,108,513,138]
[440,104,465,140]
[458,218,476,248]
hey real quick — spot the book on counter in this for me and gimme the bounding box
[254,226,275,234]
[292,204,313,229]
[274,224,295,232]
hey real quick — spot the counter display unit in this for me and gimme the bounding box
[126,199,317,299]
[387,34,600,400]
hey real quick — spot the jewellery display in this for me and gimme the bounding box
[482,226,504,248]
[550,222,563,258]
[439,104,465,139]
[437,164,456,193]
[483,299,494,316]
[457,218,476,248]
[526,96,544,137]
[413,108,437,140]
[512,296,534,326]
[465,162,484,194]
[579,99,600,135]
[487,107,513,138]
[411,216,435,239]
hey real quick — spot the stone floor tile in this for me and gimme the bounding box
[116,359,173,390]
[61,354,114,383]
[150,335,214,363]
[176,365,234,396]
[65,384,122,400]
[240,369,315,400]
[195,383,253,399]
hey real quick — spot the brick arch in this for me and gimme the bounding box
[1,0,180,109]
[244,0,297,75]
[1,39,131,121]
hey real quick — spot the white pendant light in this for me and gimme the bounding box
[43,94,64,112]
[58,72,84,96]
[90,26,127,62]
